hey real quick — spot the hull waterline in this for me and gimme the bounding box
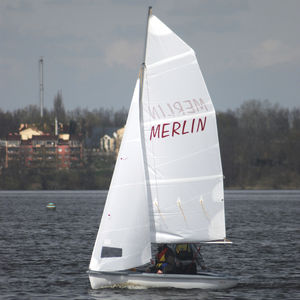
[88,270,238,290]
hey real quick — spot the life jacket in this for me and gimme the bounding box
[175,244,194,260]
[156,247,168,268]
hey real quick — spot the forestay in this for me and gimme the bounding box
[142,15,226,243]
[89,80,151,272]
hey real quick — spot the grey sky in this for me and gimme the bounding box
[1,0,299,112]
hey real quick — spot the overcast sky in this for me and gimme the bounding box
[1,0,299,113]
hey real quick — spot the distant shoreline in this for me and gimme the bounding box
[0,188,300,191]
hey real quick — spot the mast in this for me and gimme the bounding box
[138,6,152,153]
[143,7,152,65]
[139,6,152,100]
[138,7,155,240]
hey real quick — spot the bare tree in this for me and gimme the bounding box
[53,91,66,123]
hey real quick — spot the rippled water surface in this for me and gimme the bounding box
[0,190,299,299]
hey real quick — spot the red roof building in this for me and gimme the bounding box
[3,134,84,169]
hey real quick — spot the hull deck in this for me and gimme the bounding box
[88,270,238,290]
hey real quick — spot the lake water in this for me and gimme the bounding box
[0,190,299,299]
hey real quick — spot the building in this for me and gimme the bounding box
[99,127,124,155]
[5,134,21,168]
[19,127,43,140]
[2,132,84,169]
[69,135,84,168]
[99,134,116,153]
[30,135,58,168]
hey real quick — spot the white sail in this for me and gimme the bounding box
[142,16,226,243]
[89,80,151,272]
[90,12,226,274]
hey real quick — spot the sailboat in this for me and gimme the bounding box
[88,7,238,289]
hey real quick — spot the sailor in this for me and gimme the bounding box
[175,243,206,274]
[155,244,176,274]
[175,243,193,260]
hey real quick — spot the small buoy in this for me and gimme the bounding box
[46,202,56,209]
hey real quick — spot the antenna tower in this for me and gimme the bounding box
[39,57,44,118]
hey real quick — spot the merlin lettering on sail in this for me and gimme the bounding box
[150,117,207,140]
[147,98,208,120]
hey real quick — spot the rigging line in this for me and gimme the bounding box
[137,7,153,241]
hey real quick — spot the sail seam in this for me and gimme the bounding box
[148,174,223,185]
[147,49,195,68]
[145,143,221,172]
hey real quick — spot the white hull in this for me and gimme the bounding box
[88,270,238,290]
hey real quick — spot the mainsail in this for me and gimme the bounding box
[142,15,225,243]
[90,11,226,273]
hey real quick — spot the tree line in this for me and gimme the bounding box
[217,100,300,189]
[0,92,128,147]
[0,97,299,189]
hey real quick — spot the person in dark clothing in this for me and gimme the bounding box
[175,243,206,274]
